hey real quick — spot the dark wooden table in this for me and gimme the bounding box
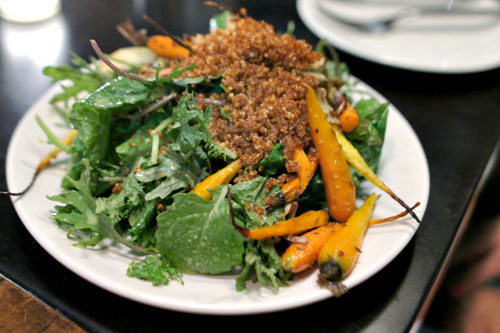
[1,1,499,332]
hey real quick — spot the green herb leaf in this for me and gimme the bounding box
[256,143,285,176]
[236,240,291,291]
[156,187,245,274]
[127,255,182,286]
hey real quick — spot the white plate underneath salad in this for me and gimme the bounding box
[7,80,429,315]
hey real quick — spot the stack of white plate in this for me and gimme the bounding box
[297,0,500,73]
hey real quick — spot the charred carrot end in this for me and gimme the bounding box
[147,35,191,59]
[318,194,378,281]
[368,202,420,226]
[280,148,318,203]
[306,85,356,222]
[242,210,329,240]
[191,159,241,200]
[281,223,342,273]
[338,102,360,132]
[332,124,421,223]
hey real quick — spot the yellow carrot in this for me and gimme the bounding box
[281,223,342,273]
[190,159,241,200]
[306,85,356,222]
[331,124,420,223]
[240,210,329,240]
[318,193,378,281]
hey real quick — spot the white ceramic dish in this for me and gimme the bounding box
[7,81,429,315]
[297,0,500,73]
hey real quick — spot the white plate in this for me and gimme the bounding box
[297,0,500,73]
[7,82,429,315]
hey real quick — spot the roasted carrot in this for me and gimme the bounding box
[331,124,420,223]
[318,193,377,281]
[281,148,318,203]
[191,159,241,200]
[281,201,419,273]
[338,102,360,132]
[240,210,329,240]
[306,85,356,222]
[147,35,191,59]
[281,223,342,273]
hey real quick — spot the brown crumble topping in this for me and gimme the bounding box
[234,167,259,183]
[173,17,324,169]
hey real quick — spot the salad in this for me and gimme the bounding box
[32,7,418,294]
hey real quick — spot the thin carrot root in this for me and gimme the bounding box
[369,202,421,226]
[1,129,78,196]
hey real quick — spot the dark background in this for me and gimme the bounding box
[0,1,499,332]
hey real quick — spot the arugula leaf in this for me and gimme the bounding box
[49,160,105,247]
[346,98,389,187]
[156,187,245,274]
[82,76,150,110]
[230,177,284,228]
[69,103,111,164]
[128,201,157,247]
[116,114,169,165]
[127,255,182,286]
[236,240,291,291]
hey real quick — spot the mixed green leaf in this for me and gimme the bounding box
[41,19,389,292]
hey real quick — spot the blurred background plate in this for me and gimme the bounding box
[297,0,500,73]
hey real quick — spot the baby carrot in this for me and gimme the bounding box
[281,148,318,203]
[331,124,420,223]
[338,102,360,132]
[281,223,342,273]
[306,85,356,222]
[191,159,241,200]
[240,210,329,240]
[147,35,191,59]
[318,193,378,281]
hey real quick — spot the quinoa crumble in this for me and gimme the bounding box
[178,17,324,169]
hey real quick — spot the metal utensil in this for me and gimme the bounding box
[319,3,500,32]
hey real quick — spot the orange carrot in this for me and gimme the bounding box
[338,102,360,132]
[281,223,342,273]
[240,210,329,240]
[191,160,241,200]
[147,35,191,59]
[318,194,377,281]
[281,148,318,203]
[306,85,356,222]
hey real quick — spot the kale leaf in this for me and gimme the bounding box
[156,187,245,274]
